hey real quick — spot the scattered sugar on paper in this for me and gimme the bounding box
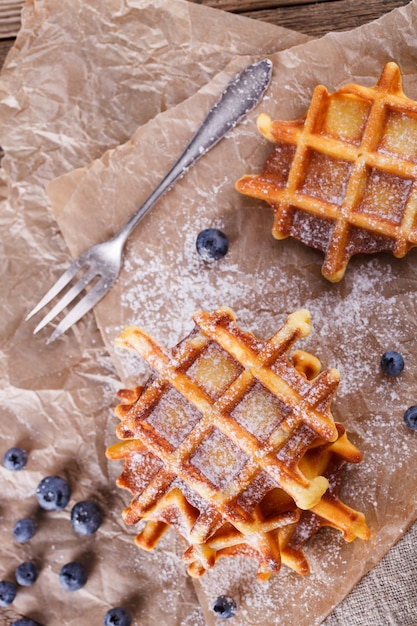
[112,189,417,624]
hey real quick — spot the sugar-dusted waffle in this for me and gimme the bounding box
[183,422,367,578]
[106,308,369,580]
[236,62,417,281]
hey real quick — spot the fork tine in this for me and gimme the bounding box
[25,254,89,321]
[45,276,113,344]
[32,265,98,335]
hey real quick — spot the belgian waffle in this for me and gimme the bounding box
[236,62,417,281]
[106,308,369,580]
[183,422,367,578]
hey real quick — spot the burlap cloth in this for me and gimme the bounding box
[0,1,416,624]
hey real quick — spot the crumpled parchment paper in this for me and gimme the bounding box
[44,2,417,625]
[0,1,310,625]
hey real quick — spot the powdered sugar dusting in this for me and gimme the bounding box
[112,217,417,622]
[101,104,417,626]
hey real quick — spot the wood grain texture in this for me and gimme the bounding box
[189,0,335,8]
[0,0,22,39]
[0,38,13,67]
[239,0,410,36]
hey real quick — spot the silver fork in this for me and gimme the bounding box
[26,58,273,344]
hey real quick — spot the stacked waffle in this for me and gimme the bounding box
[107,308,369,581]
[236,62,417,281]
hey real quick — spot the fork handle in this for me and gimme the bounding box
[115,58,272,244]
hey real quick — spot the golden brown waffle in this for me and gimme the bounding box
[183,423,368,578]
[236,62,417,281]
[106,308,369,580]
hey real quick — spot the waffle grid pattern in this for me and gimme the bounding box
[236,62,417,281]
[107,308,369,579]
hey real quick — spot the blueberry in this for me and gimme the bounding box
[59,561,87,591]
[196,228,228,261]
[13,518,36,543]
[404,405,417,430]
[0,580,17,606]
[71,500,103,536]
[380,351,404,376]
[36,475,70,511]
[2,447,28,471]
[15,562,38,587]
[12,619,41,626]
[104,607,132,626]
[212,595,237,619]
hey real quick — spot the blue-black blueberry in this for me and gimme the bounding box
[12,619,42,626]
[104,607,132,626]
[13,518,36,544]
[404,405,417,430]
[36,475,71,511]
[196,228,229,261]
[59,561,87,591]
[2,447,28,471]
[380,351,404,376]
[0,580,17,606]
[71,500,103,536]
[15,562,39,587]
[211,595,237,619]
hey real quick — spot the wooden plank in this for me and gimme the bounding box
[0,37,13,67]
[0,0,22,38]
[189,0,337,9]
[240,0,410,36]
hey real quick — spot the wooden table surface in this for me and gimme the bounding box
[0,0,411,70]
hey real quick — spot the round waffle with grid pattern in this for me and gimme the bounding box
[236,62,417,281]
[106,308,369,580]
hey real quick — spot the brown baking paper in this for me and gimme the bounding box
[0,1,309,625]
[44,3,417,625]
